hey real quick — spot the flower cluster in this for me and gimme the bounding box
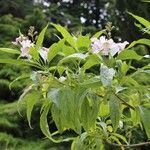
[12,36,49,61]
[91,36,129,56]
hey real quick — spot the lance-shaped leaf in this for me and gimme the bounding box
[58,53,88,65]
[109,95,121,132]
[29,47,39,61]
[40,102,62,143]
[76,35,91,51]
[48,39,65,63]
[51,23,76,48]
[0,48,20,54]
[117,50,142,60]
[26,91,40,128]
[126,39,150,49]
[82,54,102,71]
[128,12,150,28]
[49,87,81,134]
[0,58,42,69]
[100,64,115,87]
[36,24,49,50]
[139,106,150,139]
[80,94,100,132]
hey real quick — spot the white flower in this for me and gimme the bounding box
[118,41,129,52]
[12,35,27,45]
[20,39,32,48]
[91,36,116,55]
[12,37,22,45]
[91,36,129,56]
[20,47,30,57]
[39,47,49,62]
[20,39,33,59]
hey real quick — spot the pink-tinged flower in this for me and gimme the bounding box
[20,39,33,59]
[91,36,129,56]
[91,36,116,55]
[39,47,49,62]
[12,37,22,45]
[118,41,129,52]
[20,47,30,58]
[20,39,32,48]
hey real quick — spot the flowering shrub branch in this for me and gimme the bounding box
[0,13,150,149]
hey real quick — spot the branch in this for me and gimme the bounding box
[114,93,135,110]
[105,140,150,148]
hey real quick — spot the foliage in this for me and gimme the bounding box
[0,100,69,150]
[0,13,150,150]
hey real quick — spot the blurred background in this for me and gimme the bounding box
[0,0,150,149]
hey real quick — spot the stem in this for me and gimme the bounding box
[105,140,150,148]
[114,93,135,110]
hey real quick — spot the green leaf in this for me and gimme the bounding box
[29,47,39,60]
[49,66,67,76]
[120,76,139,86]
[109,95,121,132]
[126,39,150,49]
[9,73,30,89]
[80,76,101,88]
[111,133,128,144]
[80,94,100,132]
[76,36,91,51]
[0,48,20,54]
[40,103,54,140]
[47,88,60,107]
[49,87,81,134]
[62,45,75,56]
[58,53,88,65]
[26,91,40,128]
[128,12,150,28]
[36,24,49,50]
[139,106,150,139]
[0,59,42,69]
[48,44,59,62]
[99,101,110,117]
[117,50,142,60]
[100,64,115,87]
[51,104,64,133]
[82,54,102,71]
[40,101,63,143]
[48,39,65,62]
[51,23,76,48]
[121,62,129,75]
[130,108,140,126]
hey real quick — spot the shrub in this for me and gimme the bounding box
[0,13,150,150]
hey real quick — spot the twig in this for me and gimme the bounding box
[114,94,135,110]
[105,140,150,148]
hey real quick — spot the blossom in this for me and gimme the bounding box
[20,39,33,58]
[39,47,49,62]
[91,36,129,56]
[12,37,22,45]
[118,41,129,52]
[12,35,27,45]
